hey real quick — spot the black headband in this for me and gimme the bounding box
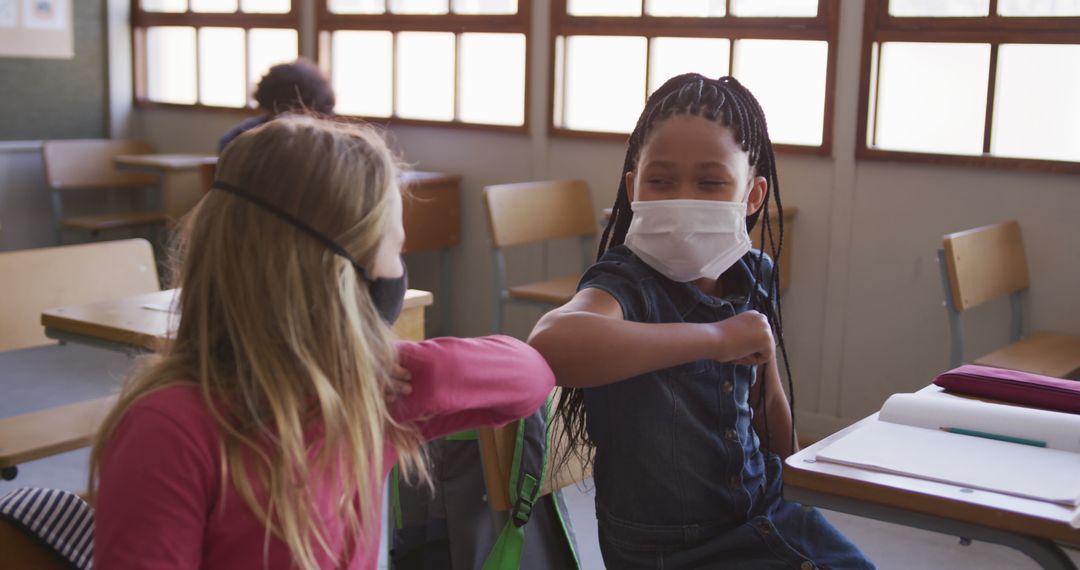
[210,180,374,282]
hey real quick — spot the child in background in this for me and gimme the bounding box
[529,74,873,569]
[218,58,336,152]
[91,116,554,569]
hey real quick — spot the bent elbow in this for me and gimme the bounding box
[508,343,557,418]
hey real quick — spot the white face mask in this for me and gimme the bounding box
[624,199,751,282]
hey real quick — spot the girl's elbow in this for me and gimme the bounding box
[509,346,557,418]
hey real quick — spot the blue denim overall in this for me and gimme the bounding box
[580,246,874,570]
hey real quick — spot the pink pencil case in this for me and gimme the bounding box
[933,364,1080,414]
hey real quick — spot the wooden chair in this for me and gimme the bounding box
[0,239,161,351]
[938,221,1080,378]
[0,396,118,481]
[41,139,170,243]
[482,180,596,333]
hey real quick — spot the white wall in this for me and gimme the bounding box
[7,0,1077,436]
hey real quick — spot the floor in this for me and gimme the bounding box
[3,343,1078,569]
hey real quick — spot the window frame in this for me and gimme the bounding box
[547,0,841,156]
[131,1,302,113]
[857,0,1080,174]
[315,1,533,134]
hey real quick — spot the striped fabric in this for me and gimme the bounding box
[0,487,94,569]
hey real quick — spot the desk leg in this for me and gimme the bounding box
[438,249,451,337]
[784,487,1078,570]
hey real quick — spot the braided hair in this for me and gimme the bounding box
[554,73,796,475]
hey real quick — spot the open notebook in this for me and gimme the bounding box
[815,392,1080,524]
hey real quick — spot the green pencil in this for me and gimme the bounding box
[940,427,1047,448]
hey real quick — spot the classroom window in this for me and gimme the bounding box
[317,0,530,130]
[550,0,839,154]
[133,1,300,110]
[859,0,1080,171]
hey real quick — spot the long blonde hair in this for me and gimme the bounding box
[89,116,428,568]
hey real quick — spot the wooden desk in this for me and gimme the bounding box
[114,154,218,172]
[114,153,219,221]
[42,288,435,350]
[784,387,1080,570]
[601,206,798,291]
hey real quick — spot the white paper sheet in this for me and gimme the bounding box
[816,420,1080,509]
[880,393,1080,453]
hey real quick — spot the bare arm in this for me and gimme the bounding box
[527,288,775,388]
[750,352,797,458]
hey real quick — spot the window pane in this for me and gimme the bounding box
[560,35,646,133]
[389,0,449,14]
[396,32,455,121]
[332,31,393,117]
[730,0,817,16]
[459,33,525,125]
[199,28,246,107]
[649,37,730,95]
[998,0,1080,15]
[875,42,989,155]
[190,0,238,12]
[241,0,290,13]
[733,39,827,146]
[142,0,186,12]
[567,0,641,16]
[329,0,385,13]
[888,0,989,16]
[248,29,299,105]
[991,44,1080,162]
[452,0,516,14]
[646,0,726,17]
[146,27,197,104]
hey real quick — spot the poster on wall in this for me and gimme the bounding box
[0,0,17,29]
[0,0,73,58]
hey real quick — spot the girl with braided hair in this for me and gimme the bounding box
[529,74,873,569]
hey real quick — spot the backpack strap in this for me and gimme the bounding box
[482,395,552,570]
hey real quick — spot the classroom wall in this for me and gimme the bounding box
[6,0,1078,435]
[0,0,144,252]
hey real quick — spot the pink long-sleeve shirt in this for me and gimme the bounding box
[94,336,555,569]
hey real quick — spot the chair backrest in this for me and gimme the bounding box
[41,139,158,191]
[942,221,1029,313]
[482,180,596,248]
[0,239,160,351]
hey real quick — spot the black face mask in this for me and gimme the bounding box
[211,181,408,325]
[369,260,407,325]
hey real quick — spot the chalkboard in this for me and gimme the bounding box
[0,0,106,140]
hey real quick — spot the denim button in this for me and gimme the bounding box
[800,562,815,570]
[722,380,734,394]
[756,521,771,535]
[725,428,738,442]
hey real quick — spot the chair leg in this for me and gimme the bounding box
[937,250,964,369]
[494,298,503,335]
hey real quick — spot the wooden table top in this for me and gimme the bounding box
[784,386,1080,546]
[42,288,434,351]
[114,153,219,171]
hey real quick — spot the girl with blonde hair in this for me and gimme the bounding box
[91,115,554,569]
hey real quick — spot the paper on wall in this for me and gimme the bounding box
[21,0,67,31]
[0,0,16,28]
